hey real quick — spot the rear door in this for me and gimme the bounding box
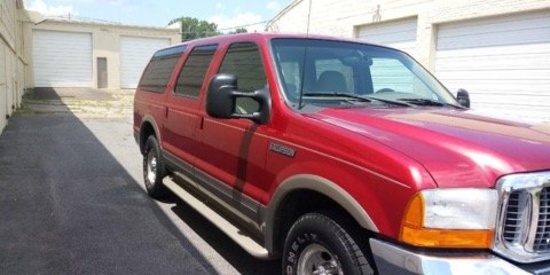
[134,45,186,139]
[196,41,271,217]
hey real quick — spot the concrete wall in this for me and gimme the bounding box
[31,20,180,89]
[267,0,550,70]
[0,0,28,134]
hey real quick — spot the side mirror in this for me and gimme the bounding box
[206,73,271,124]
[456,89,470,108]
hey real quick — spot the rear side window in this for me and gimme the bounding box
[138,45,187,93]
[175,44,218,97]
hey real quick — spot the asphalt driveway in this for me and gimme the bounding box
[0,89,279,274]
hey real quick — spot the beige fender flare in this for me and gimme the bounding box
[264,174,379,252]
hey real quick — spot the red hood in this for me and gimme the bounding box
[305,107,550,188]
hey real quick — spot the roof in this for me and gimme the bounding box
[156,32,386,52]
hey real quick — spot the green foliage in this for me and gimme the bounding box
[233,27,248,34]
[168,16,220,41]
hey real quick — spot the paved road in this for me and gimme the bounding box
[0,90,280,274]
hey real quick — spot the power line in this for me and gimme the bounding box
[217,20,269,31]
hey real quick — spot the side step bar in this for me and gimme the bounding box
[162,177,271,259]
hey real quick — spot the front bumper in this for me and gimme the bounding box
[370,239,547,275]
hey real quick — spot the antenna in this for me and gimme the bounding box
[298,0,313,109]
[306,0,313,35]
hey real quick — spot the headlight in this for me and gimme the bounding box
[400,188,498,248]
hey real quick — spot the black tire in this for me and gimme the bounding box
[143,136,168,199]
[283,212,374,275]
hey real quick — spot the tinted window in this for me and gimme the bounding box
[175,44,217,97]
[219,42,266,93]
[138,45,186,93]
[218,42,266,113]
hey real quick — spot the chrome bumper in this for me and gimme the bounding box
[370,239,537,275]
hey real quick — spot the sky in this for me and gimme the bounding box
[24,0,293,32]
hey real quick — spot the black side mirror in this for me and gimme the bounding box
[456,89,470,108]
[206,73,271,124]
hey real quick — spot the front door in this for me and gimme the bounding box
[196,42,270,218]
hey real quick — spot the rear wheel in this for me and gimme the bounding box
[283,212,374,275]
[143,136,168,199]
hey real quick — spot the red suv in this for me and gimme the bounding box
[134,33,550,274]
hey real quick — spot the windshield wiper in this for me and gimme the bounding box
[302,92,372,102]
[302,92,421,108]
[398,98,445,106]
[362,96,414,107]
[398,98,464,109]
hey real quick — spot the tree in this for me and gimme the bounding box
[233,27,248,34]
[168,16,220,41]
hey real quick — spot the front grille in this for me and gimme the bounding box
[495,172,550,263]
[503,192,528,243]
[534,187,550,252]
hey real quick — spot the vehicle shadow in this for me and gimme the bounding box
[0,88,218,274]
[170,199,282,275]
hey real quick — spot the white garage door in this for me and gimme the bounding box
[120,36,170,88]
[436,12,550,122]
[33,30,92,87]
[357,18,418,58]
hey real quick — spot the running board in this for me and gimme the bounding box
[162,177,271,259]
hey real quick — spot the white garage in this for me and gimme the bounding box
[357,18,418,59]
[435,12,550,121]
[120,36,170,88]
[33,30,93,87]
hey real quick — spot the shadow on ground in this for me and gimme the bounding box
[0,87,280,274]
[31,87,115,101]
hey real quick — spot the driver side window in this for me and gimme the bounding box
[218,42,267,114]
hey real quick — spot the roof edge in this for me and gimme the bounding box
[39,18,179,32]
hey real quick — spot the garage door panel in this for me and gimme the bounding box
[358,21,416,41]
[436,12,550,122]
[438,16,549,39]
[437,12,550,50]
[436,43,550,58]
[469,95,550,108]
[120,36,170,89]
[437,28,550,50]
[357,18,417,58]
[436,54,550,71]
[33,30,92,87]
[443,80,549,96]
[437,70,550,81]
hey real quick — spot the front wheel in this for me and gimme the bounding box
[143,136,168,199]
[283,212,374,275]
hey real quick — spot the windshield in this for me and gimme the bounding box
[271,38,459,109]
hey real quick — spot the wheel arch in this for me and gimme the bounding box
[264,174,379,255]
[139,115,161,154]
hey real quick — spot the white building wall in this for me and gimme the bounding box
[31,20,180,89]
[267,0,550,122]
[0,0,27,134]
[268,0,550,69]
